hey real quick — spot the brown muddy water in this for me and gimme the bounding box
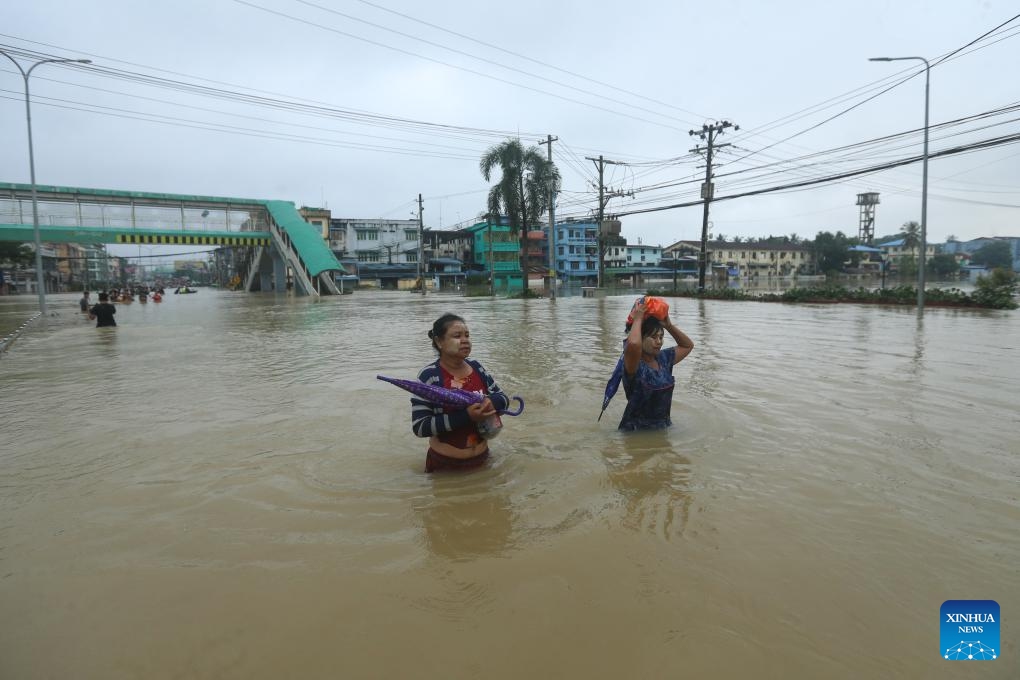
[1,290,1017,679]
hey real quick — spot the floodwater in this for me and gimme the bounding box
[1,290,1017,679]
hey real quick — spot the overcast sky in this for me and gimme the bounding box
[2,0,1018,260]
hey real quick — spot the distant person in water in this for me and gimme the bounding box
[411,313,509,473]
[88,292,117,328]
[79,291,90,313]
[619,299,694,430]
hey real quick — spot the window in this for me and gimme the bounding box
[404,230,418,241]
[406,252,418,263]
[357,251,380,262]
[356,230,379,241]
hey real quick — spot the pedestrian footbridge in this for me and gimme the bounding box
[0,182,346,296]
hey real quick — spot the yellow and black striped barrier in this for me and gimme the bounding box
[115,234,270,246]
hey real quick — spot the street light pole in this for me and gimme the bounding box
[417,194,426,296]
[869,56,930,311]
[0,50,91,316]
[672,249,679,293]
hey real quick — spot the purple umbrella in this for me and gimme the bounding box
[376,375,524,416]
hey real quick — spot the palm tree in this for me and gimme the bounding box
[902,221,921,259]
[480,138,560,294]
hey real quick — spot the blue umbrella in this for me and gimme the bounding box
[597,350,626,422]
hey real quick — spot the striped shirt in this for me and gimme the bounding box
[411,358,509,457]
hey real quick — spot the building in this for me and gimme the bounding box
[553,218,599,282]
[846,244,885,274]
[942,236,1020,271]
[605,241,663,269]
[298,207,331,244]
[426,228,473,264]
[876,238,938,271]
[329,218,421,266]
[666,239,815,278]
[463,217,523,290]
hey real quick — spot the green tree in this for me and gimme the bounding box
[972,268,1018,309]
[902,221,921,258]
[0,242,34,266]
[810,231,856,274]
[479,138,560,294]
[927,253,960,278]
[970,240,1012,269]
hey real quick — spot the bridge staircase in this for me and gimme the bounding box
[243,201,344,296]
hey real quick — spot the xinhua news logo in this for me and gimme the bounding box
[941,600,999,660]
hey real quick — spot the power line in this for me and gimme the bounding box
[615,132,1020,217]
[725,15,1020,165]
[0,40,542,142]
[285,0,704,128]
[0,70,499,156]
[231,0,694,133]
[346,0,709,121]
[0,93,483,160]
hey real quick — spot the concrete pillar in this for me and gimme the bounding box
[272,248,288,293]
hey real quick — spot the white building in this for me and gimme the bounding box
[329,218,421,264]
[606,243,663,268]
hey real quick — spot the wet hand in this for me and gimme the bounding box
[467,398,496,421]
[631,300,647,318]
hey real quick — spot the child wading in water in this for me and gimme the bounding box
[411,313,509,473]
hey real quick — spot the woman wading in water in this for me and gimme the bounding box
[411,314,509,472]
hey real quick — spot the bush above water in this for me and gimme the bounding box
[646,271,1018,310]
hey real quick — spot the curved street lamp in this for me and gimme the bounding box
[0,49,91,315]
[869,56,930,311]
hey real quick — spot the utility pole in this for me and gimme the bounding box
[586,155,632,289]
[539,134,558,299]
[417,193,426,296]
[689,120,737,291]
[595,155,605,288]
[485,212,495,295]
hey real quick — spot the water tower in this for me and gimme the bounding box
[856,192,880,244]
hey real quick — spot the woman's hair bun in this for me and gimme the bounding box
[427,330,434,339]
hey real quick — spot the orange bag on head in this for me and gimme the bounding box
[626,296,669,327]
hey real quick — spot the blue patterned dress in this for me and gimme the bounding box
[618,347,677,431]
